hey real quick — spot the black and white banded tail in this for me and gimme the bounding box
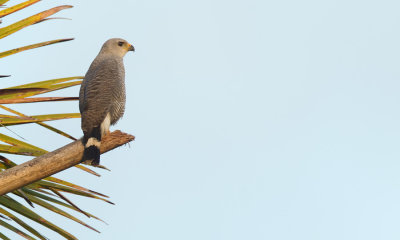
[82,126,101,166]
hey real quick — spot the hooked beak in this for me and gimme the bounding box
[128,44,135,52]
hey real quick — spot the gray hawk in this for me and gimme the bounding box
[79,38,134,165]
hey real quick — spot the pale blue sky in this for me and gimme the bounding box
[3,0,400,239]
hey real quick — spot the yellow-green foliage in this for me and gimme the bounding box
[0,1,110,239]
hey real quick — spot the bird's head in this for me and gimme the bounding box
[99,38,135,57]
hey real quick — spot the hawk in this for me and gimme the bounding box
[79,38,134,165]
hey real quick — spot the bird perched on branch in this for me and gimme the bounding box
[79,38,135,165]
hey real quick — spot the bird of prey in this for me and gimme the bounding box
[79,38,134,165]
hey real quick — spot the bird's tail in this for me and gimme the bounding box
[82,126,101,166]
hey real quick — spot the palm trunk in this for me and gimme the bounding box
[0,130,134,195]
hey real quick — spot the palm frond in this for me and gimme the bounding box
[0,0,41,18]
[0,1,114,239]
[0,38,74,59]
[0,1,10,7]
[0,5,73,39]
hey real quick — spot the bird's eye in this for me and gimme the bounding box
[118,41,124,47]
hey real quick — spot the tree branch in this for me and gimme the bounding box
[0,130,134,196]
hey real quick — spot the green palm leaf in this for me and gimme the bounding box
[0,97,78,104]
[12,191,100,233]
[0,101,78,141]
[0,38,74,59]
[3,77,83,99]
[0,1,115,239]
[0,231,12,240]
[0,219,35,240]
[0,113,80,126]
[0,197,77,239]
[0,1,10,6]
[0,133,46,156]
[0,5,73,39]
[0,207,46,240]
[19,189,105,222]
[0,0,41,18]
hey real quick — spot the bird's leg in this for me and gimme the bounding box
[100,113,111,138]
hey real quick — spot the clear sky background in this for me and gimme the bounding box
[2,0,400,239]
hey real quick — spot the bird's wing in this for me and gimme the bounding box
[80,58,123,134]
